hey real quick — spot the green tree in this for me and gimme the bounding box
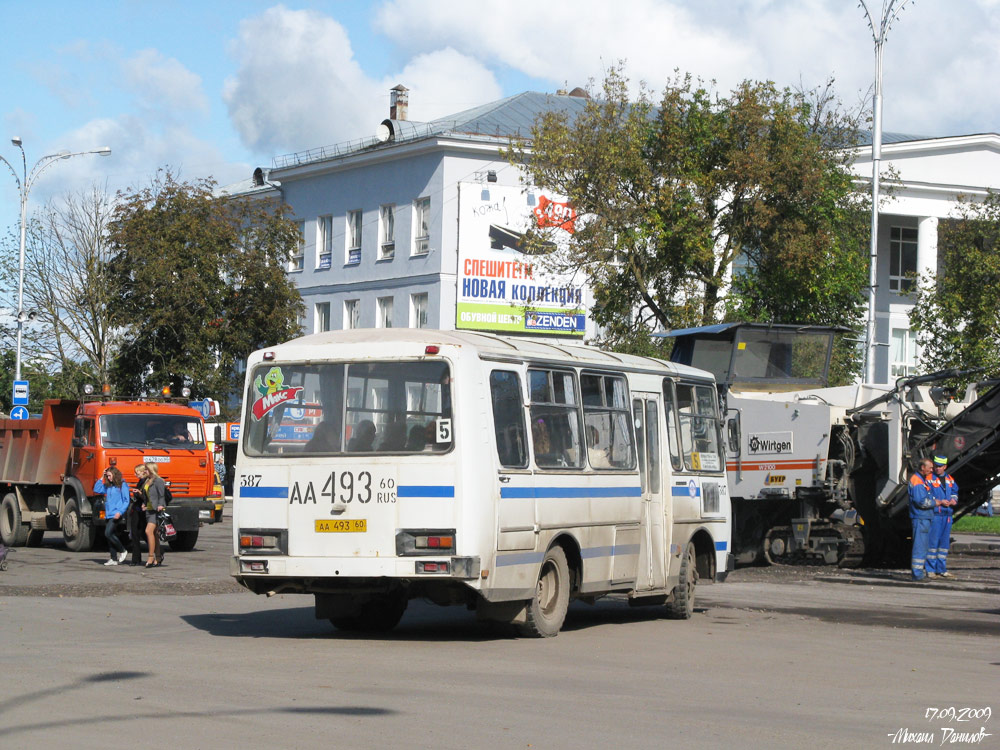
[510,69,868,367]
[106,170,303,410]
[909,193,1000,378]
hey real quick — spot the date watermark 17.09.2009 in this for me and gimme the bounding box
[887,707,992,745]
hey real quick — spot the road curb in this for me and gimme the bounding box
[815,574,1000,595]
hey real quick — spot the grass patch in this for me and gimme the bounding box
[953,515,1000,534]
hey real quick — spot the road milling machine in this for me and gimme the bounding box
[661,323,1000,566]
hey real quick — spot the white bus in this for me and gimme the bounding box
[232,330,732,637]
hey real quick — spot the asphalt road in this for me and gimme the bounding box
[1,511,997,749]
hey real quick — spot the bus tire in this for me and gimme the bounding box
[168,529,199,552]
[517,545,570,638]
[666,542,697,620]
[1,493,29,547]
[61,497,95,552]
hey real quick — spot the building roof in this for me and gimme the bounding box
[271,90,590,171]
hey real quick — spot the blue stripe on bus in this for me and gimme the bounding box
[497,544,640,567]
[500,486,642,499]
[240,486,288,499]
[581,544,640,559]
[397,485,455,498]
[715,540,728,551]
[496,551,545,567]
[670,485,702,498]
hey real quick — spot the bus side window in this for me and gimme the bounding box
[527,369,583,469]
[490,370,527,468]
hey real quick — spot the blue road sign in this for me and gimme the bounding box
[10,405,30,420]
[13,380,29,406]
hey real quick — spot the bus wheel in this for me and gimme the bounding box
[1,493,29,547]
[518,545,570,638]
[168,529,199,552]
[61,498,95,552]
[666,542,697,620]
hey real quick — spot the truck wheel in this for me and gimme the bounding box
[666,543,697,620]
[517,545,570,637]
[168,529,199,551]
[1,493,30,547]
[61,498,95,552]
[26,529,45,547]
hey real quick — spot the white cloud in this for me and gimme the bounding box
[223,6,380,154]
[123,49,209,117]
[223,6,504,155]
[373,0,1000,136]
[384,48,503,122]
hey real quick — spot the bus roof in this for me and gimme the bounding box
[257,329,713,381]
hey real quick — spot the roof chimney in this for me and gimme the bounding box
[390,84,409,121]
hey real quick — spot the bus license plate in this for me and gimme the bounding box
[315,519,366,533]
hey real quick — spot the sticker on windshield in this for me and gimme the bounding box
[251,366,304,420]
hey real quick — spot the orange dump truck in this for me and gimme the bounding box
[0,398,220,552]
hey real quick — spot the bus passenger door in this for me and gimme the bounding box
[633,395,666,592]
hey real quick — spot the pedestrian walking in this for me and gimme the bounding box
[139,462,167,567]
[927,454,958,578]
[93,467,129,566]
[908,458,937,581]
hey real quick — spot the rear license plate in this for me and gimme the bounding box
[315,519,367,533]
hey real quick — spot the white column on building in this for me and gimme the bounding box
[916,216,939,286]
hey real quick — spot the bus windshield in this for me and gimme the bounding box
[243,360,453,456]
[99,414,206,449]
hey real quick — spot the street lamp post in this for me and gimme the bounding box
[860,0,911,385]
[1,138,111,382]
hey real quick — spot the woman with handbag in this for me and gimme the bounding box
[138,462,167,567]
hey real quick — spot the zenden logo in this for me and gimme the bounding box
[524,310,585,332]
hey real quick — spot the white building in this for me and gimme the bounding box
[848,132,1000,381]
[226,86,594,340]
[228,86,1000,384]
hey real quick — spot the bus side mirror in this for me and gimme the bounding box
[726,416,740,455]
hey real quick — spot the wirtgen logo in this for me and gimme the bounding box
[747,432,793,455]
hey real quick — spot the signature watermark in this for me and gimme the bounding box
[888,707,992,745]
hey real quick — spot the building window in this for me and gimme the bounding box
[296,305,307,332]
[890,327,918,378]
[290,221,305,271]
[889,226,918,293]
[410,292,428,328]
[315,302,331,333]
[317,215,333,269]
[376,296,394,329]
[347,210,362,265]
[413,197,430,256]
[344,299,360,330]
[379,204,395,260]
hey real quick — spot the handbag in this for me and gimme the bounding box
[156,511,178,542]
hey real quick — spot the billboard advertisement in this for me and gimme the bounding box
[456,183,587,337]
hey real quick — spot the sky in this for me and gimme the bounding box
[1,0,999,235]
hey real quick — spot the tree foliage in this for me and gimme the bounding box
[106,171,302,409]
[909,193,1000,378]
[510,68,869,371]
